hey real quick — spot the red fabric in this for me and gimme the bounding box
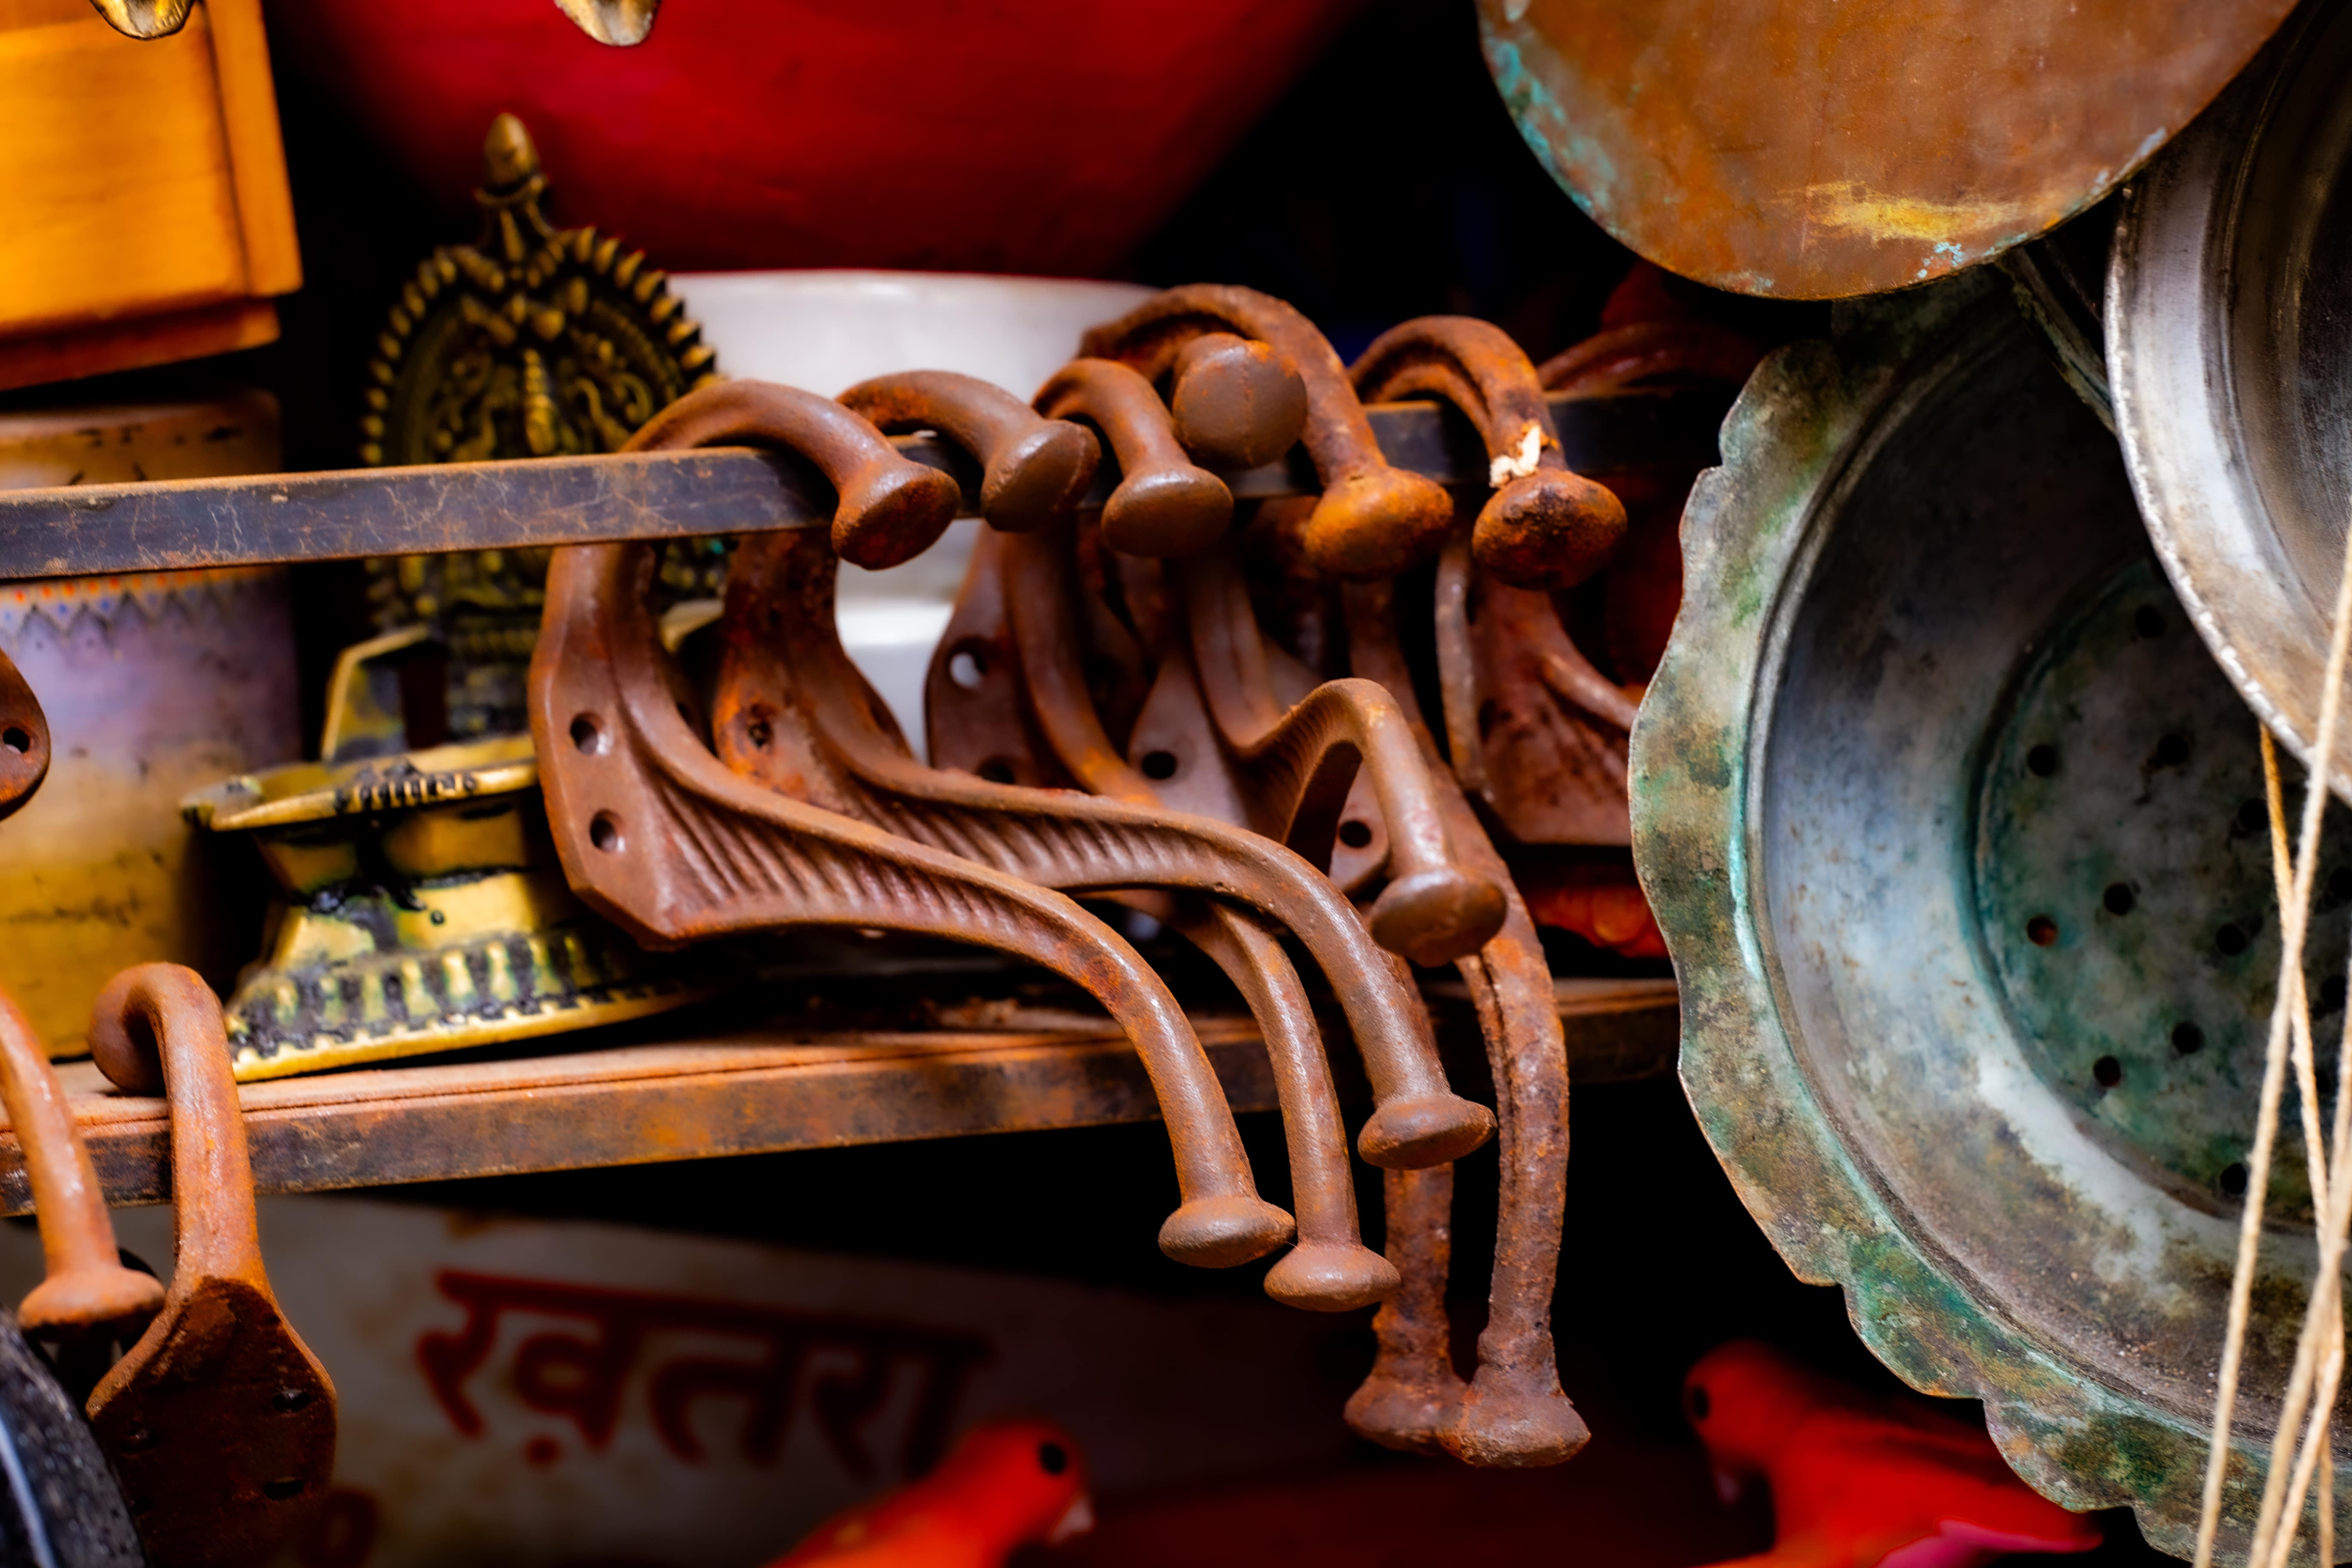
[266,0,1363,274]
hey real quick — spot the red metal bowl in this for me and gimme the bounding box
[266,0,1362,274]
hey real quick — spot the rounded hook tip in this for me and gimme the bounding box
[1158,1194,1293,1268]
[1472,470,1628,591]
[1265,1243,1401,1312]
[1359,1092,1496,1170]
[1306,469,1456,581]
[1367,868,1507,967]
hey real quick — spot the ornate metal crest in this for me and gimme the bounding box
[358,112,720,738]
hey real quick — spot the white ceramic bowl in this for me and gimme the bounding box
[671,271,1155,757]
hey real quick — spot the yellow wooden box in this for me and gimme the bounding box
[0,0,299,392]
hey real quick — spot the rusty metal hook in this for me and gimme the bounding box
[714,529,1394,1308]
[532,381,1292,1269]
[1035,359,1231,558]
[1338,581,1589,1468]
[1163,332,1308,471]
[1170,540,1504,965]
[0,649,51,825]
[1351,315,1626,591]
[690,372,1470,1299]
[0,990,162,1345]
[85,964,337,1567]
[1081,285,1453,580]
[630,379,963,570]
[837,371,1099,534]
[992,521,1498,1122]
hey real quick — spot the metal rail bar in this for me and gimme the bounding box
[0,391,1725,581]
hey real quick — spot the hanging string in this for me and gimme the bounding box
[2256,729,2343,1568]
[2196,511,2352,1568]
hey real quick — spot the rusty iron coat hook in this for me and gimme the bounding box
[715,529,1398,1310]
[1354,318,1640,847]
[1034,359,1232,559]
[1162,332,1308,472]
[688,374,1477,1300]
[837,371,1099,535]
[1340,581,1588,1468]
[1350,316,1626,592]
[85,964,337,1568]
[531,380,1293,1270]
[0,989,162,1348]
[631,381,961,571]
[1081,285,1454,580]
[1167,539,1505,966]
[978,522,1505,1147]
[0,650,50,825]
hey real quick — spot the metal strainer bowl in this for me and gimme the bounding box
[1634,273,2350,1557]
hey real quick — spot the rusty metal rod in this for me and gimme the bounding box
[0,393,1723,581]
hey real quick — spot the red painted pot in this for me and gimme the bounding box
[266,0,1361,274]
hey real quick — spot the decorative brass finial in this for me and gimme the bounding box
[359,111,720,738]
[85,0,193,39]
[551,0,659,45]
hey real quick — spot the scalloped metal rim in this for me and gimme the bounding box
[1628,275,2301,1562]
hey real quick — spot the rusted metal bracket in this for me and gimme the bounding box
[0,393,1724,582]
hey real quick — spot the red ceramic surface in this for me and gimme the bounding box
[267,0,1363,274]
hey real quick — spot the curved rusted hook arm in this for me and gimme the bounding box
[87,968,263,1289]
[725,527,1494,1171]
[0,650,51,825]
[86,963,339,1563]
[630,379,961,570]
[1340,582,1588,1469]
[1351,316,1627,592]
[1035,359,1231,558]
[0,989,161,1339]
[715,534,1388,1308]
[1170,543,1504,966]
[1081,285,1452,579]
[535,401,1288,1269]
[837,371,1099,535]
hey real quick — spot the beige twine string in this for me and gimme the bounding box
[2257,729,2343,1568]
[2196,510,2352,1568]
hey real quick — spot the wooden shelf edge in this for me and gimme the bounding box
[0,982,1679,1213]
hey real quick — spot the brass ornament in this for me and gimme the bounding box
[360,111,720,739]
[184,732,718,1081]
[552,0,659,45]
[83,0,193,40]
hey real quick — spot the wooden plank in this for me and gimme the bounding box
[0,982,1678,1212]
[0,297,278,397]
[0,7,252,336]
[204,0,301,297]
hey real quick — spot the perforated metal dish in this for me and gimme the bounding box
[1633,273,2348,1558]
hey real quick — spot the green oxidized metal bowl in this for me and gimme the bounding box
[1632,272,2350,1559]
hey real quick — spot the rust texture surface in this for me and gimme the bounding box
[1477,0,2297,298]
[83,965,335,1568]
[0,983,1675,1216]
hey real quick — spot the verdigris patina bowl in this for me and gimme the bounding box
[1632,270,2350,1558]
